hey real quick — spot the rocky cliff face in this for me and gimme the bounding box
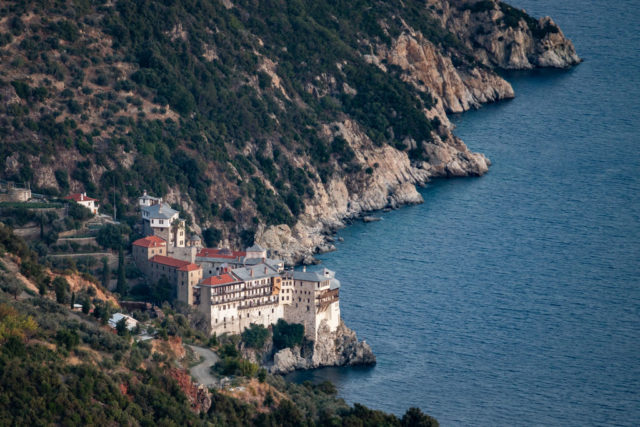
[429,0,581,69]
[256,2,580,264]
[373,32,514,114]
[269,320,376,375]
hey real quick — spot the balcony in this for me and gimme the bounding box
[237,297,279,310]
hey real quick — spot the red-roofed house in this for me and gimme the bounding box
[132,236,167,273]
[200,273,239,287]
[148,254,202,305]
[65,192,99,214]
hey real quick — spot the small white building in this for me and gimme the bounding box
[138,190,162,208]
[141,202,186,248]
[64,192,99,214]
[108,313,138,331]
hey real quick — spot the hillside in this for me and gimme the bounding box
[0,0,579,262]
[0,224,439,425]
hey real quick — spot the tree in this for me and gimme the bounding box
[116,247,127,296]
[153,276,174,305]
[101,257,110,289]
[2,276,21,300]
[68,202,93,221]
[56,329,79,350]
[70,292,76,309]
[37,277,48,296]
[53,277,69,304]
[257,368,267,383]
[241,323,269,349]
[92,300,112,324]
[96,224,124,250]
[81,297,90,314]
[202,227,221,248]
[115,317,129,337]
[170,218,182,247]
[272,319,304,350]
[401,407,439,427]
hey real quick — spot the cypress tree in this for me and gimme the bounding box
[116,247,127,296]
[101,257,110,289]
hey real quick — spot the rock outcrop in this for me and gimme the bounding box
[375,32,515,114]
[269,320,376,374]
[429,0,581,69]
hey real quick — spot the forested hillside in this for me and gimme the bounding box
[0,0,578,256]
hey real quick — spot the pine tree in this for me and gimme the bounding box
[70,292,76,309]
[116,247,127,296]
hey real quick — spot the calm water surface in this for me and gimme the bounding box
[287,1,640,425]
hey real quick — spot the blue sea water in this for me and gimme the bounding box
[286,1,640,425]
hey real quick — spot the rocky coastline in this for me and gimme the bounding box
[269,320,376,375]
[256,3,580,265]
[240,320,376,375]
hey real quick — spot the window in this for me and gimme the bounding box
[307,306,310,311]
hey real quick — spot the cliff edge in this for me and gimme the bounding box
[269,320,376,375]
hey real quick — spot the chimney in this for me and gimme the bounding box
[250,269,253,277]
[264,266,268,274]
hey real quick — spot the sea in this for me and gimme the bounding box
[286,0,640,425]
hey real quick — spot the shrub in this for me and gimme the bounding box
[203,227,221,247]
[56,328,79,350]
[272,319,304,350]
[96,224,126,250]
[53,277,69,304]
[241,323,269,349]
[67,202,93,221]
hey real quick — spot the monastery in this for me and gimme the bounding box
[132,192,341,341]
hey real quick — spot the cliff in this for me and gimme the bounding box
[269,320,376,375]
[428,0,581,69]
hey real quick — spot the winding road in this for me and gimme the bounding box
[188,345,219,388]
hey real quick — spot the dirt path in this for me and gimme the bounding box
[188,345,219,388]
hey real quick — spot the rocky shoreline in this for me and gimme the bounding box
[268,320,376,375]
[256,3,580,265]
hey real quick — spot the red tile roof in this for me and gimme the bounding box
[178,263,200,272]
[201,273,238,286]
[150,255,200,272]
[150,255,188,268]
[132,236,166,248]
[65,192,98,202]
[196,248,246,259]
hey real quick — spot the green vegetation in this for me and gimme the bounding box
[96,224,128,250]
[498,2,559,38]
[272,319,305,350]
[241,323,270,349]
[0,202,62,209]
